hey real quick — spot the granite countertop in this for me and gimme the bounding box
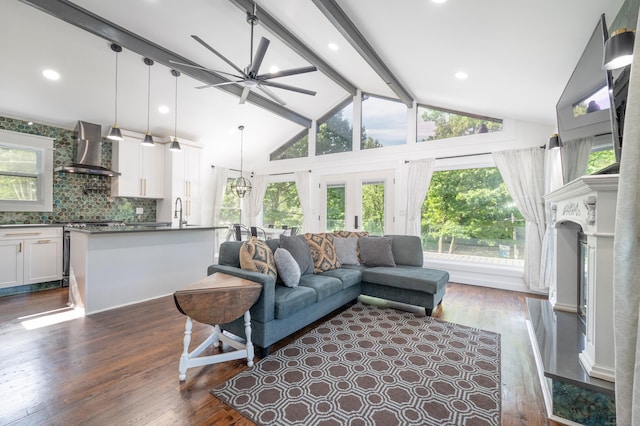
[67,225,222,234]
[0,223,63,228]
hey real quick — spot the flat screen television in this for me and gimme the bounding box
[556,14,629,174]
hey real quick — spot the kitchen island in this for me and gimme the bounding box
[69,225,218,315]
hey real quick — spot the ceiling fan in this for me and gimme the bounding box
[170,6,317,106]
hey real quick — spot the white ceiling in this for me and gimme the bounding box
[0,0,627,168]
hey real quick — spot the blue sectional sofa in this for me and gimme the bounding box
[207,234,449,356]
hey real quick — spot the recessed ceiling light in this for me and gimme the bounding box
[158,105,170,114]
[455,71,468,80]
[42,69,60,81]
[432,0,447,3]
[328,43,339,51]
[269,65,280,74]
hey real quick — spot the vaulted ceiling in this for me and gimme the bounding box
[0,0,626,168]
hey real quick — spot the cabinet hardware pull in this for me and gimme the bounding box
[19,242,22,253]
[140,178,143,196]
[5,232,41,236]
[37,240,52,243]
[144,179,147,196]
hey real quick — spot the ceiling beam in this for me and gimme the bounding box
[229,0,357,97]
[311,0,414,108]
[19,0,313,128]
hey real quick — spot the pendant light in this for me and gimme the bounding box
[141,58,155,146]
[232,125,252,198]
[169,69,182,152]
[603,28,635,70]
[107,43,123,141]
[547,133,561,150]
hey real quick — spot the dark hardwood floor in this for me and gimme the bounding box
[0,283,554,425]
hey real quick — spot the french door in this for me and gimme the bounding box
[319,170,394,235]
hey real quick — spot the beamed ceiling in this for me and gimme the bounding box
[0,0,627,167]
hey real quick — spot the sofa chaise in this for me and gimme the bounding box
[207,233,449,356]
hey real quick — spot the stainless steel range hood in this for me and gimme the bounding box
[55,121,121,177]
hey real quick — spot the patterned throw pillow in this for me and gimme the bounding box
[303,233,341,273]
[239,237,277,279]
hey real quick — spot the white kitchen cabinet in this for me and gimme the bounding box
[158,141,203,226]
[111,135,165,198]
[0,226,63,289]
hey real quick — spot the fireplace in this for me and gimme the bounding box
[578,231,588,325]
[544,174,618,382]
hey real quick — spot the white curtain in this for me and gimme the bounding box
[493,148,546,291]
[405,158,435,236]
[245,174,268,226]
[561,137,593,184]
[294,171,311,233]
[211,166,228,226]
[540,148,564,289]
[614,10,640,423]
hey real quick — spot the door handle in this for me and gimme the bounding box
[354,215,359,229]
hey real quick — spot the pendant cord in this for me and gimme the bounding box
[240,127,244,178]
[146,65,151,132]
[174,74,178,139]
[114,51,119,123]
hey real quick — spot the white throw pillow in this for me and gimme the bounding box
[274,248,301,287]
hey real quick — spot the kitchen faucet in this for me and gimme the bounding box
[174,197,186,228]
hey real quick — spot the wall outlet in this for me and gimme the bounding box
[135,207,144,215]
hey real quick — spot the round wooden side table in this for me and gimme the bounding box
[174,272,262,381]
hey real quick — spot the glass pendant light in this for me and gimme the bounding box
[141,58,155,146]
[232,125,252,198]
[107,43,123,141]
[169,69,182,152]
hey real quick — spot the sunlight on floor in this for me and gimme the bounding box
[19,307,85,330]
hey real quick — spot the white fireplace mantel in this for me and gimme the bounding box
[544,174,618,383]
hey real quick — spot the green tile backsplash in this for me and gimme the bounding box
[0,115,157,224]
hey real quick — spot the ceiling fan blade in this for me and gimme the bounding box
[248,37,270,76]
[260,80,317,96]
[257,84,287,106]
[169,60,244,80]
[195,81,241,89]
[239,86,251,104]
[257,65,317,80]
[191,35,247,77]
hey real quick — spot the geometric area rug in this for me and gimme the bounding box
[211,302,501,426]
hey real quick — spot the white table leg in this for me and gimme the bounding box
[179,316,193,381]
[244,310,254,367]
[212,324,221,348]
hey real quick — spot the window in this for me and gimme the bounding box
[587,146,616,174]
[361,94,407,149]
[326,184,346,230]
[219,178,241,225]
[0,129,53,212]
[270,130,309,161]
[262,181,302,229]
[417,105,503,142]
[316,100,353,155]
[421,167,524,260]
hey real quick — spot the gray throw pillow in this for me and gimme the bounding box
[359,236,396,267]
[333,237,359,265]
[279,234,314,275]
[274,248,301,287]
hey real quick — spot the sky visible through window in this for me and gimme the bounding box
[361,96,407,147]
